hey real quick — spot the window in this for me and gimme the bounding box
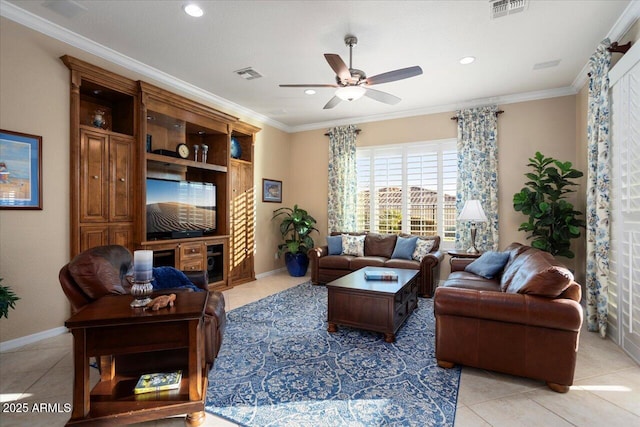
[356,139,457,245]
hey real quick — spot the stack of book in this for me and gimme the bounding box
[364,270,398,281]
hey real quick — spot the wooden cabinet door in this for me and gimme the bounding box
[79,225,108,252]
[230,161,254,283]
[80,129,109,222]
[109,135,134,222]
[79,225,132,253]
[109,224,133,252]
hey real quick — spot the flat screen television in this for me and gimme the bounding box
[146,178,217,240]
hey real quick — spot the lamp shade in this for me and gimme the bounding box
[335,86,366,101]
[457,200,488,222]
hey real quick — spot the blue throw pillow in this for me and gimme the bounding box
[464,251,510,279]
[391,236,419,260]
[152,267,203,292]
[327,235,343,255]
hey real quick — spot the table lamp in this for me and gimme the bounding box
[457,200,488,254]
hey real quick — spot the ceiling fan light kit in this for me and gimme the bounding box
[335,86,366,101]
[280,35,423,110]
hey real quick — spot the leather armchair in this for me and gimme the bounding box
[59,245,226,366]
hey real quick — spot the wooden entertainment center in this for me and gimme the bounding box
[62,56,260,290]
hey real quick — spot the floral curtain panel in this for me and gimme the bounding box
[586,39,612,338]
[455,105,500,251]
[327,125,358,233]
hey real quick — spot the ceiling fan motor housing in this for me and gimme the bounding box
[336,69,366,86]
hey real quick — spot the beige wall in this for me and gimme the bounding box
[499,96,582,276]
[0,17,590,343]
[288,97,582,278]
[253,125,293,274]
[1,19,71,343]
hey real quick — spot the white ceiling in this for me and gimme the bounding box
[2,0,636,132]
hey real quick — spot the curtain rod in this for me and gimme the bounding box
[324,128,362,136]
[587,41,632,77]
[450,110,504,121]
[608,41,632,54]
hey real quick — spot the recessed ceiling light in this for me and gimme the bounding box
[183,3,204,18]
[459,56,476,65]
[304,89,316,95]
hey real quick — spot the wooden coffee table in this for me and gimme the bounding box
[64,291,208,426]
[326,267,419,342]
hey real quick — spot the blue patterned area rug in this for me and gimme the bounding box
[205,281,461,426]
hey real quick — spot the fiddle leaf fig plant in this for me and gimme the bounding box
[0,278,20,319]
[513,151,585,259]
[272,204,318,255]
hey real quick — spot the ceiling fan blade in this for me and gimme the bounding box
[364,88,401,105]
[365,66,423,86]
[324,54,351,82]
[323,96,342,109]
[279,84,338,88]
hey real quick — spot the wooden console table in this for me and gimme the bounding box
[64,291,209,426]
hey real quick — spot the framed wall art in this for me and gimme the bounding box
[262,178,282,203]
[0,129,43,210]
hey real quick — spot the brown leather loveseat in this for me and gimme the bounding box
[59,245,226,366]
[309,232,444,297]
[434,242,583,392]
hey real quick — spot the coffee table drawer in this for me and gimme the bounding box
[328,290,393,331]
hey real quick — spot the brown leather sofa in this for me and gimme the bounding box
[59,245,226,366]
[308,232,444,297]
[434,242,583,392]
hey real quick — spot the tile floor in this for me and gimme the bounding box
[1,271,638,426]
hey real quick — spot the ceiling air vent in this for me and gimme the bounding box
[490,0,528,19]
[43,0,87,18]
[234,67,263,80]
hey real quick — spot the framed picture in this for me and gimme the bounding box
[262,178,282,203]
[0,129,43,210]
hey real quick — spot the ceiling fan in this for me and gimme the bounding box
[279,36,423,110]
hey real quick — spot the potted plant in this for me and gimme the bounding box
[513,151,586,259]
[272,204,318,276]
[0,278,20,319]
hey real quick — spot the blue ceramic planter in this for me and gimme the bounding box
[285,252,309,277]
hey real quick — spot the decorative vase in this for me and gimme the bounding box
[91,110,106,128]
[230,137,242,159]
[284,252,309,277]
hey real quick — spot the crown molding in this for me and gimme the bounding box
[0,0,291,132]
[571,1,640,92]
[288,86,577,133]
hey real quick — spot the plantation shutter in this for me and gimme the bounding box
[407,151,437,234]
[608,41,640,364]
[356,140,457,241]
[356,149,371,231]
[373,148,403,233]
